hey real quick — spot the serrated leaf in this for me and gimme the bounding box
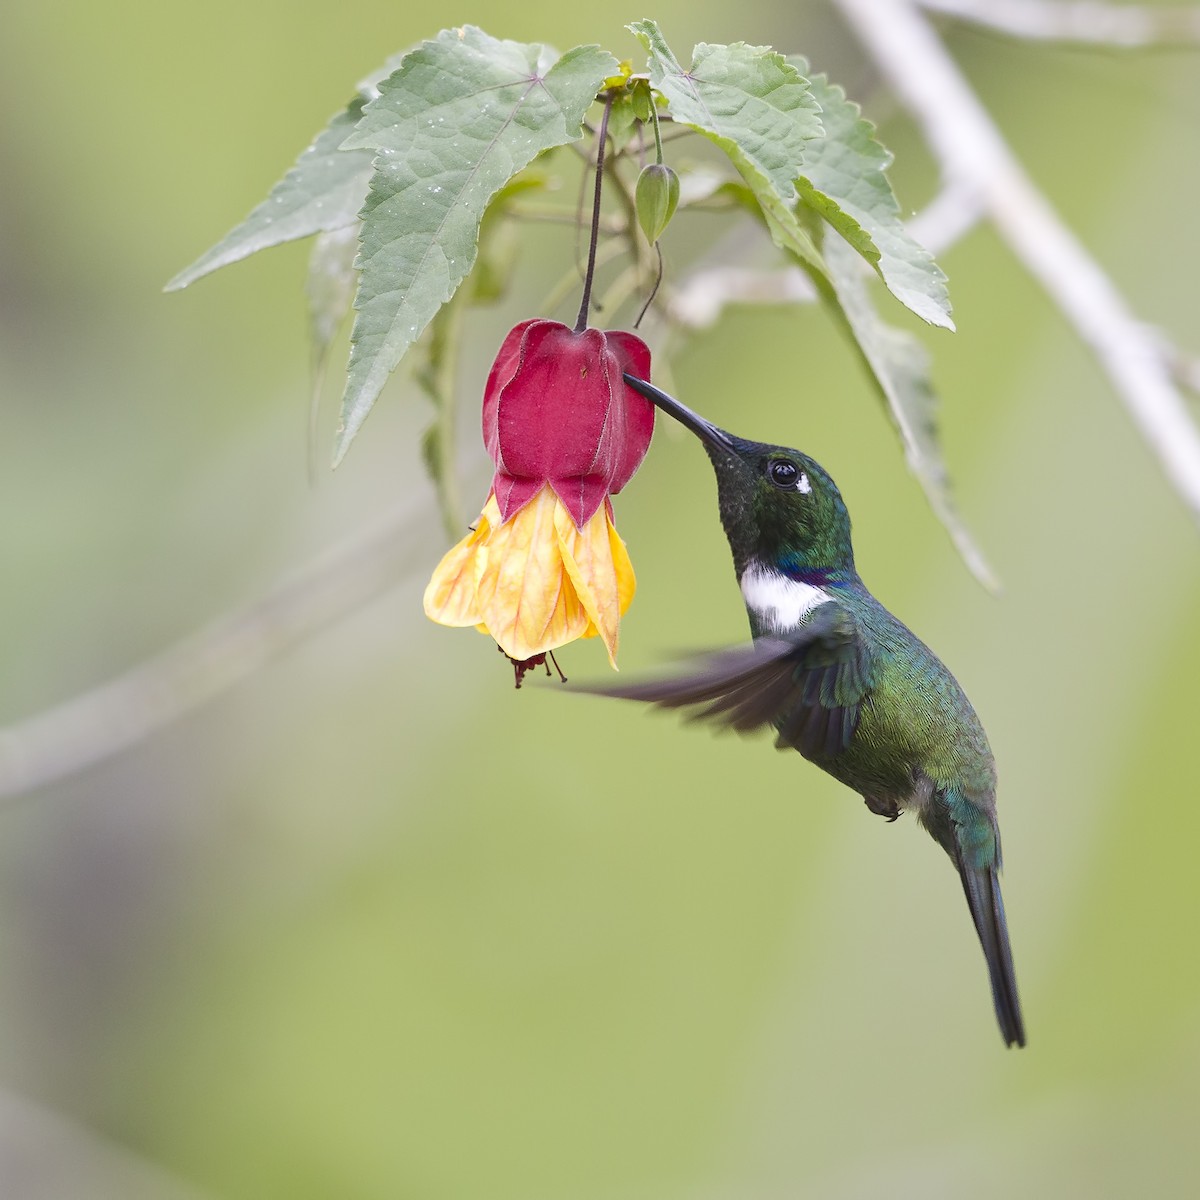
[823,235,994,589]
[167,98,374,291]
[167,50,417,292]
[332,28,618,464]
[790,61,954,331]
[356,48,418,100]
[631,22,821,203]
[630,21,827,275]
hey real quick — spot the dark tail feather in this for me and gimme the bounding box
[957,856,1026,1048]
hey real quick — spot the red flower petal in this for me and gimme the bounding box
[600,330,654,494]
[482,320,654,527]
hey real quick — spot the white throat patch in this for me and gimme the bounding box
[740,563,831,632]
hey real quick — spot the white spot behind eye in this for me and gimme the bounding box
[797,472,811,494]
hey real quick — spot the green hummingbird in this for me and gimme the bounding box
[600,375,1025,1048]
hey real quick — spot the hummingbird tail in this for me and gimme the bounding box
[922,796,1025,1048]
[958,857,1026,1049]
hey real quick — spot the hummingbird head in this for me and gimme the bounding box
[624,376,856,582]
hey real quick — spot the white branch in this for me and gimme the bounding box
[1157,336,1200,397]
[0,504,428,801]
[669,264,815,328]
[837,0,1200,522]
[919,0,1200,46]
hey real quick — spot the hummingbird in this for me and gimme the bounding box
[596,375,1025,1048]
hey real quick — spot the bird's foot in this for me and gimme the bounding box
[864,795,902,822]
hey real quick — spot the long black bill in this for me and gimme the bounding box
[623,374,736,453]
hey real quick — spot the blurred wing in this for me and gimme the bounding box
[582,603,873,760]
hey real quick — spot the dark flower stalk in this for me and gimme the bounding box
[574,91,616,334]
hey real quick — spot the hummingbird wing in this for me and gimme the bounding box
[584,603,873,760]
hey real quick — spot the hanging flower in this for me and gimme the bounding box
[424,318,654,674]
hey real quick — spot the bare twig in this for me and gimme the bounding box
[0,504,429,802]
[670,263,816,328]
[919,0,1200,47]
[837,0,1200,522]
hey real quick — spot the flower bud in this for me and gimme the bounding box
[635,163,680,245]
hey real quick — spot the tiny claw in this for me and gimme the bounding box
[864,795,902,822]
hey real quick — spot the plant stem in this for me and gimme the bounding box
[574,92,615,333]
[635,243,664,328]
[649,99,665,165]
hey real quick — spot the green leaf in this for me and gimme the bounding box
[630,20,827,274]
[792,62,954,331]
[166,98,373,292]
[823,234,995,589]
[333,28,618,465]
[166,51,414,292]
[631,22,821,203]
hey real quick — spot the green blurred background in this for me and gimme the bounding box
[2,1,1199,1196]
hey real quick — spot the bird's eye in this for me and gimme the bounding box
[768,458,799,488]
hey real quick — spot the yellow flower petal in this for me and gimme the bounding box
[474,486,590,660]
[423,510,491,628]
[423,487,638,668]
[555,502,627,667]
[607,506,636,618]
